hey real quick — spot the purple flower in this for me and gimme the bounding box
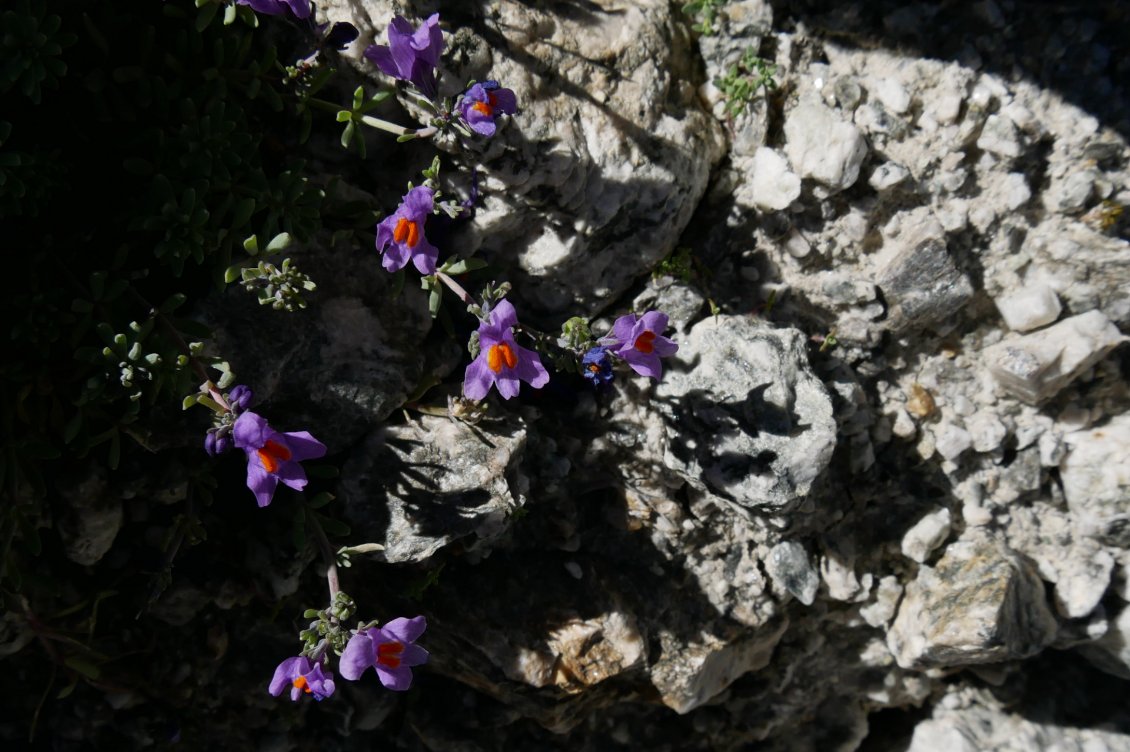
[364,14,443,99]
[458,81,518,137]
[232,412,327,508]
[236,0,311,20]
[322,21,360,51]
[581,346,614,387]
[376,186,439,275]
[463,299,549,401]
[269,655,335,701]
[604,311,679,379]
[339,616,429,691]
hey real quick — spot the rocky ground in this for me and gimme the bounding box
[21,0,1130,749]
[275,0,1130,749]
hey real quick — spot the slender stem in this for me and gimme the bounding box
[125,288,212,386]
[435,271,475,307]
[307,511,340,601]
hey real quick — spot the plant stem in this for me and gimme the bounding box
[307,511,340,601]
[436,271,475,306]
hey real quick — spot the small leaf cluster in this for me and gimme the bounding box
[0,0,75,104]
[682,0,727,35]
[715,47,778,117]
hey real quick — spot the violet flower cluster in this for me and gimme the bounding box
[270,616,429,701]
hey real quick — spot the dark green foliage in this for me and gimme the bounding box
[0,1,334,737]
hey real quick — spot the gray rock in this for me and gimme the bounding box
[1060,414,1130,546]
[878,238,974,333]
[1052,541,1114,619]
[766,541,819,606]
[655,315,836,511]
[341,414,527,563]
[869,161,910,191]
[1078,603,1130,679]
[888,533,1057,669]
[983,310,1126,404]
[976,113,1022,158]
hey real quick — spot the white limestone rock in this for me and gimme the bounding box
[1060,414,1130,546]
[656,316,836,511]
[784,99,869,191]
[740,146,801,211]
[994,283,1062,332]
[901,508,953,563]
[983,310,1127,404]
[967,411,1008,453]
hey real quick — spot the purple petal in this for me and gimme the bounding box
[463,354,495,401]
[489,299,519,331]
[495,372,521,400]
[411,238,439,275]
[275,460,309,492]
[622,349,663,379]
[283,0,310,19]
[400,643,429,667]
[280,430,327,462]
[639,310,670,335]
[388,18,421,80]
[490,87,518,115]
[402,186,434,218]
[466,113,497,137]
[381,616,427,643]
[238,0,285,16]
[269,656,306,696]
[375,214,397,251]
[233,411,271,450]
[375,663,414,691]
[247,461,279,507]
[407,60,438,100]
[382,241,412,272]
[514,343,549,388]
[364,44,399,79]
[609,313,638,347]
[339,632,375,681]
[651,334,679,358]
[411,13,444,65]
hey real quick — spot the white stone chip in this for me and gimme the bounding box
[785,100,869,191]
[745,147,802,211]
[901,508,953,563]
[994,283,1062,332]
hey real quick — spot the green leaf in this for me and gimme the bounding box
[303,608,320,619]
[64,654,102,680]
[313,513,350,538]
[160,293,187,314]
[195,2,219,31]
[266,232,291,253]
[352,85,364,110]
[428,282,442,319]
[336,110,353,123]
[182,395,198,410]
[230,197,256,230]
[442,257,488,275]
[307,492,334,509]
[223,264,242,283]
[224,3,237,24]
[243,234,259,255]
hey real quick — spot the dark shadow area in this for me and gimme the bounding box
[765,0,1130,142]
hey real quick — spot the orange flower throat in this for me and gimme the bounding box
[257,439,292,474]
[487,343,518,373]
[634,331,656,354]
[393,217,421,248]
[472,92,499,117]
[377,641,404,669]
